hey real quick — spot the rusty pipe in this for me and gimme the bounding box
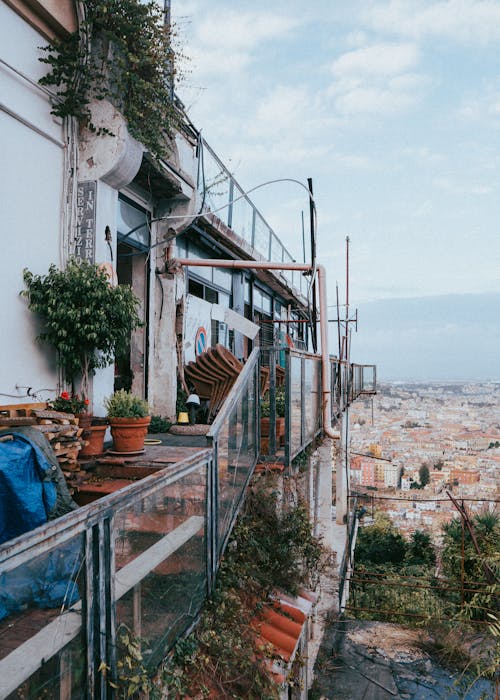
[174,257,338,438]
[175,258,311,272]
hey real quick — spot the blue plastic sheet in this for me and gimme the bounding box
[0,433,57,545]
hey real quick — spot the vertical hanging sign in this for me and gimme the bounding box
[75,181,97,263]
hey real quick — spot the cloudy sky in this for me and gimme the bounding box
[173,0,500,379]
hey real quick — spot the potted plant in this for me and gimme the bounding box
[261,385,286,450]
[105,389,150,452]
[22,260,141,408]
[49,391,91,427]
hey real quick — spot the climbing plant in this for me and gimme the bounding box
[39,0,180,160]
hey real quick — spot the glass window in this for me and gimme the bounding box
[213,267,232,291]
[205,287,218,304]
[117,196,150,249]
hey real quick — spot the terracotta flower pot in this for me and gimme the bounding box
[109,416,151,452]
[76,413,92,429]
[79,424,107,457]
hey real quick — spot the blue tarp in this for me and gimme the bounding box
[0,433,57,545]
[0,432,81,622]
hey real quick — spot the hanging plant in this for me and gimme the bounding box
[22,260,141,398]
[38,0,181,160]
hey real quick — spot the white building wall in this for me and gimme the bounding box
[0,3,66,404]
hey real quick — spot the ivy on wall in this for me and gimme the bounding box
[39,0,180,160]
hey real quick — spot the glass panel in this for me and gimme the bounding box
[290,355,302,457]
[230,186,254,244]
[201,150,230,223]
[117,197,150,248]
[304,359,314,440]
[114,467,207,663]
[217,369,257,552]
[213,267,232,292]
[254,214,270,258]
[176,236,187,257]
[0,533,85,698]
[6,632,87,700]
[270,233,283,264]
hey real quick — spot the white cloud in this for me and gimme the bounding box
[184,10,300,79]
[331,43,419,77]
[328,43,426,116]
[363,0,500,44]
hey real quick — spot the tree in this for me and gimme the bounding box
[406,530,436,567]
[23,261,141,397]
[355,513,407,565]
[440,510,499,617]
[419,463,430,487]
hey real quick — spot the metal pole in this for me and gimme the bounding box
[308,178,318,353]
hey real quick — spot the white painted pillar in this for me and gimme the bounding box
[336,408,350,524]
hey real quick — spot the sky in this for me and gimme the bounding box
[172,0,500,380]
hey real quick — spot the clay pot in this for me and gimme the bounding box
[76,413,92,429]
[79,424,107,457]
[108,416,151,452]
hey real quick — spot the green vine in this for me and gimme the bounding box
[39,0,180,160]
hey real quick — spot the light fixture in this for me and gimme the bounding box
[186,392,201,424]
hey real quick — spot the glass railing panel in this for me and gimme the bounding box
[114,466,207,664]
[217,366,257,553]
[253,213,270,258]
[200,148,230,225]
[289,354,302,458]
[361,365,376,392]
[230,186,254,245]
[0,532,85,699]
[270,233,283,265]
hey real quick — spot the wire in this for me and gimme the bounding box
[119,176,316,245]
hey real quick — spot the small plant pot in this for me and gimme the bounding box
[76,413,93,429]
[109,416,151,452]
[79,424,107,457]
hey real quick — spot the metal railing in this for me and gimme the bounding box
[260,347,322,466]
[199,140,306,297]
[0,347,373,698]
[260,349,377,465]
[206,348,260,572]
[0,353,261,699]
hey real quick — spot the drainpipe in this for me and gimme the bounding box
[173,258,339,438]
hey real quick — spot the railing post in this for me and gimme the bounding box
[300,356,306,446]
[207,447,218,591]
[284,349,290,467]
[269,349,276,457]
[227,179,234,228]
[85,516,116,699]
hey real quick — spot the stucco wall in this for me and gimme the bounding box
[0,3,66,405]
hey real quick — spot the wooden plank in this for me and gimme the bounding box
[114,516,204,598]
[0,515,204,697]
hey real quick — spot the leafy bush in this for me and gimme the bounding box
[105,389,149,418]
[148,415,171,433]
[260,386,286,418]
[22,260,141,395]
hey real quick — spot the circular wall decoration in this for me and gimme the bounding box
[195,326,208,356]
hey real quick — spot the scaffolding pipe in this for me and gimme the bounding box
[174,258,340,439]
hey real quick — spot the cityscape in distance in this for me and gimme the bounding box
[348,381,500,540]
